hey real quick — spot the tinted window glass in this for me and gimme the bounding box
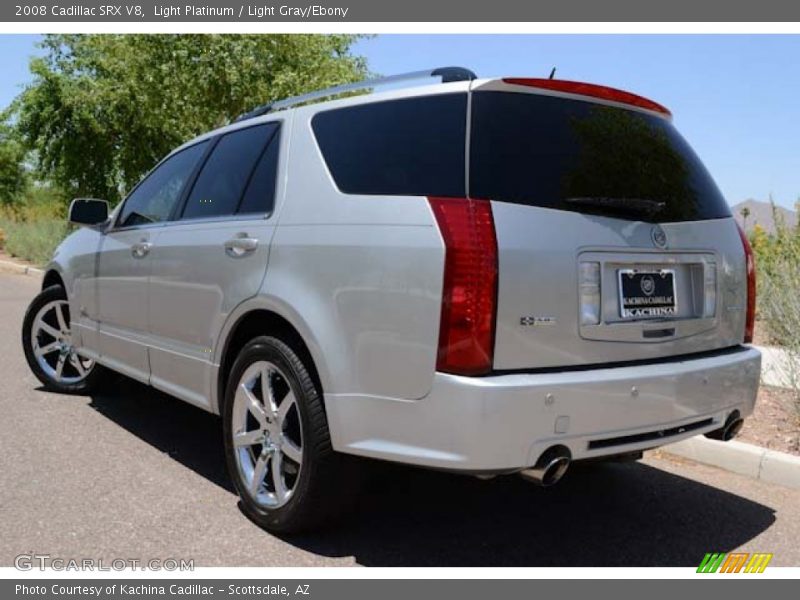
[238,127,280,215]
[470,92,731,222]
[312,94,466,197]
[182,123,276,220]
[118,142,207,228]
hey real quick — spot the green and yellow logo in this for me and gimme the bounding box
[697,552,773,573]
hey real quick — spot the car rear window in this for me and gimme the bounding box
[469,91,731,222]
[311,93,467,197]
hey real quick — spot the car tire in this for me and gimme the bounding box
[222,335,361,533]
[22,285,109,394]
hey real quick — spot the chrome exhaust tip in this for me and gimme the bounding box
[519,445,571,487]
[705,411,744,442]
[722,417,745,441]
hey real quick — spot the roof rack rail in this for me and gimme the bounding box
[233,66,477,123]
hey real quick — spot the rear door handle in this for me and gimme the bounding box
[131,241,152,259]
[224,235,258,258]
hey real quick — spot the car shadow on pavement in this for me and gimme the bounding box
[284,461,777,567]
[88,378,233,493]
[88,379,777,567]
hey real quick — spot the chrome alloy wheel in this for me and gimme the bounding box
[231,360,304,509]
[31,299,93,385]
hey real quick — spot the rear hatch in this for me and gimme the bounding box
[469,79,749,370]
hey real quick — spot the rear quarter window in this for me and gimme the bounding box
[311,93,467,197]
[469,91,731,222]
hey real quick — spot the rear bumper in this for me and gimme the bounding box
[327,346,761,472]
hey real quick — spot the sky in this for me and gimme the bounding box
[1,34,798,209]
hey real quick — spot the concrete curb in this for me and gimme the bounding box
[755,344,798,389]
[664,436,800,490]
[0,259,44,278]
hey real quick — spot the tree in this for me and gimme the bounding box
[10,34,369,201]
[0,123,28,204]
[739,206,750,231]
[795,198,800,240]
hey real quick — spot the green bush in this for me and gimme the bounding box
[0,217,68,266]
[0,186,69,265]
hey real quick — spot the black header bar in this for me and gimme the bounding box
[4,0,800,22]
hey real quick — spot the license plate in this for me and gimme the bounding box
[618,269,677,319]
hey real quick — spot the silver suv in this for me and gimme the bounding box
[22,67,761,532]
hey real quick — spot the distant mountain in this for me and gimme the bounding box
[731,199,797,234]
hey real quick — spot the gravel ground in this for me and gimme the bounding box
[739,385,800,456]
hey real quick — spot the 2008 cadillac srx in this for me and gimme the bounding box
[22,67,761,532]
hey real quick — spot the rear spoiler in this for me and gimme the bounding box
[471,77,672,119]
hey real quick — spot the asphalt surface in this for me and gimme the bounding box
[1,270,799,567]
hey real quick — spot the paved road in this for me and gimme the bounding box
[1,271,799,567]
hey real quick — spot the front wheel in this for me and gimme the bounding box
[21,285,108,394]
[222,335,360,533]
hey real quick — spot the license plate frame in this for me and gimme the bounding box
[617,268,677,320]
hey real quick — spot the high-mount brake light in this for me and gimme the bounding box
[502,78,672,117]
[428,197,498,376]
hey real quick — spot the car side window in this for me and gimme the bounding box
[117,141,208,228]
[238,126,280,215]
[181,123,279,220]
[311,94,467,197]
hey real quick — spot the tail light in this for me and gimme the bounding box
[502,78,671,117]
[736,223,756,343]
[428,197,498,375]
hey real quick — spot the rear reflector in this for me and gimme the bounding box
[703,262,717,318]
[502,78,671,117]
[428,197,498,376]
[736,223,756,344]
[579,262,601,326]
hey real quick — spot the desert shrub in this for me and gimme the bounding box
[750,202,800,418]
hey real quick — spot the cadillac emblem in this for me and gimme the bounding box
[651,225,668,249]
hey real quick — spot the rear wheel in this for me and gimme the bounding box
[21,285,108,394]
[222,335,360,533]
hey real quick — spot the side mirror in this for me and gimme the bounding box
[68,198,109,226]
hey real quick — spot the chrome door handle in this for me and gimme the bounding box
[224,236,258,258]
[131,242,152,259]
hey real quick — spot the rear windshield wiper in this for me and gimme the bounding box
[564,197,666,217]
